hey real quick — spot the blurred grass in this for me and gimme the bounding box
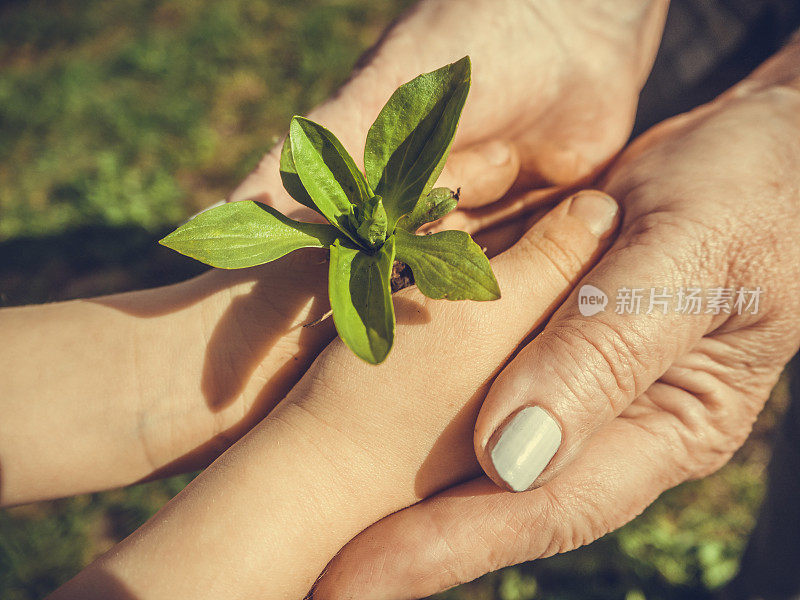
[0,0,789,598]
[0,0,412,241]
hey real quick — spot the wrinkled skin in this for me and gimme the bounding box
[312,38,800,600]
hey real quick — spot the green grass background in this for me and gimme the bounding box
[0,1,790,598]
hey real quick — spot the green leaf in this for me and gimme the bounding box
[364,56,471,228]
[328,237,396,364]
[159,201,338,269]
[289,116,371,244]
[279,136,319,215]
[352,194,388,248]
[396,187,458,232]
[394,228,500,301]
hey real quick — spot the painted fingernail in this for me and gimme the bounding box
[482,140,513,167]
[567,191,618,236]
[489,406,562,492]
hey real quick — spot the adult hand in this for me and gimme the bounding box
[230,0,667,224]
[313,37,800,599]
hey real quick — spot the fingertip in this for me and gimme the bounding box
[480,139,515,168]
[438,140,520,208]
[492,190,617,297]
[476,401,563,493]
[565,190,619,238]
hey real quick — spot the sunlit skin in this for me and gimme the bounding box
[50,36,800,600]
[47,56,800,596]
[0,256,335,504]
[315,39,800,599]
[160,59,500,367]
[47,191,618,600]
[2,0,668,506]
[2,1,799,598]
[230,0,669,217]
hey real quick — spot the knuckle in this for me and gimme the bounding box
[543,317,648,418]
[415,507,482,592]
[538,485,612,557]
[491,502,553,569]
[674,422,740,480]
[621,209,729,284]
[638,382,763,482]
[521,228,589,284]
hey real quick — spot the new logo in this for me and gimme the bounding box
[578,284,607,317]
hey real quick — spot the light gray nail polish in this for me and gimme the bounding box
[490,406,562,492]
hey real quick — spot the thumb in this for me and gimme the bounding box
[434,139,520,208]
[475,208,722,492]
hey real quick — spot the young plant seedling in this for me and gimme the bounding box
[160,56,500,364]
